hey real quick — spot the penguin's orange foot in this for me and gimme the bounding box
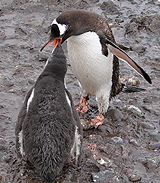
[89,113,104,129]
[76,96,88,114]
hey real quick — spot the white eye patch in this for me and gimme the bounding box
[51,19,68,36]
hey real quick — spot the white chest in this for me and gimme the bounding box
[67,32,113,96]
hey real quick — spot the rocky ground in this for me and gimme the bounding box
[0,0,160,182]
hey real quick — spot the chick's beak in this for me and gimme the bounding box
[40,38,62,52]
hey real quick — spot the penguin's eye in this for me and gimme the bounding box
[51,19,68,36]
[57,23,68,36]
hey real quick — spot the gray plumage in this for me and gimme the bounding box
[15,45,82,183]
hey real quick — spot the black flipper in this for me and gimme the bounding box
[101,37,152,84]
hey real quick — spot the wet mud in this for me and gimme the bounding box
[0,0,160,182]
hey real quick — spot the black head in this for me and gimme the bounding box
[40,10,112,51]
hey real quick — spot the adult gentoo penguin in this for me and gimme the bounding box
[40,10,152,128]
[15,42,82,183]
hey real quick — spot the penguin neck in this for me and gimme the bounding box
[40,59,67,82]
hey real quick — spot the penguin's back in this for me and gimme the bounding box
[22,75,75,182]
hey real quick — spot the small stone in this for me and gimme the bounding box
[120,76,140,86]
[89,135,103,142]
[111,137,123,145]
[2,155,9,163]
[0,152,5,161]
[0,145,6,151]
[149,142,160,150]
[91,170,114,182]
[145,156,160,169]
[149,131,160,140]
[107,108,123,121]
[13,65,22,75]
[97,157,113,168]
[129,174,142,182]
[140,122,155,130]
[143,97,152,103]
[129,139,140,147]
[0,138,5,144]
[133,162,146,174]
[152,120,159,124]
[112,99,121,105]
[85,159,100,173]
[100,0,120,15]
[135,133,141,138]
[111,27,126,43]
[130,45,146,53]
[28,79,35,85]
[80,119,90,130]
[151,180,160,183]
[8,89,16,93]
[2,76,13,87]
[123,105,142,116]
[142,105,152,112]
[0,30,6,39]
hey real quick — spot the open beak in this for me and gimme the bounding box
[40,38,62,52]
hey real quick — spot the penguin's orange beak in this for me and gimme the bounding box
[40,38,62,51]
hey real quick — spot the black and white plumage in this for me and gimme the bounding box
[41,10,152,127]
[15,44,82,183]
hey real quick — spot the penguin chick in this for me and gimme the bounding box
[15,42,82,183]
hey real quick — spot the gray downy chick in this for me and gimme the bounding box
[15,43,83,183]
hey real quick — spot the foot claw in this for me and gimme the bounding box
[89,113,104,129]
[76,96,88,114]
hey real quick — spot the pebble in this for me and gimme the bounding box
[89,135,103,142]
[123,105,142,116]
[128,174,142,182]
[151,180,160,183]
[133,162,146,174]
[152,120,159,124]
[130,45,146,53]
[140,122,155,130]
[13,65,22,75]
[80,119,90,130]
[100,1,120,15]
[2,155,9,163]
[0,138,5,144]
[143,96,158,103]
[145,156,160,169]
[2,76,13,87]
[28,79,35,85]
[0,152,8,162]
[120,76,140,86]
[111,27,126,43]
[91,170,114,182]
[8,88,16,93]
[110,137,123,145]
[149,142,160,150]
[0,145,6,151]
[97,157,113,168]
[149,131,160,140]
[107,108,123,121]
[129,139,140,147]
[142,105,152,112]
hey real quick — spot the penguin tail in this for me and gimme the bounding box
[122,84,146,93]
